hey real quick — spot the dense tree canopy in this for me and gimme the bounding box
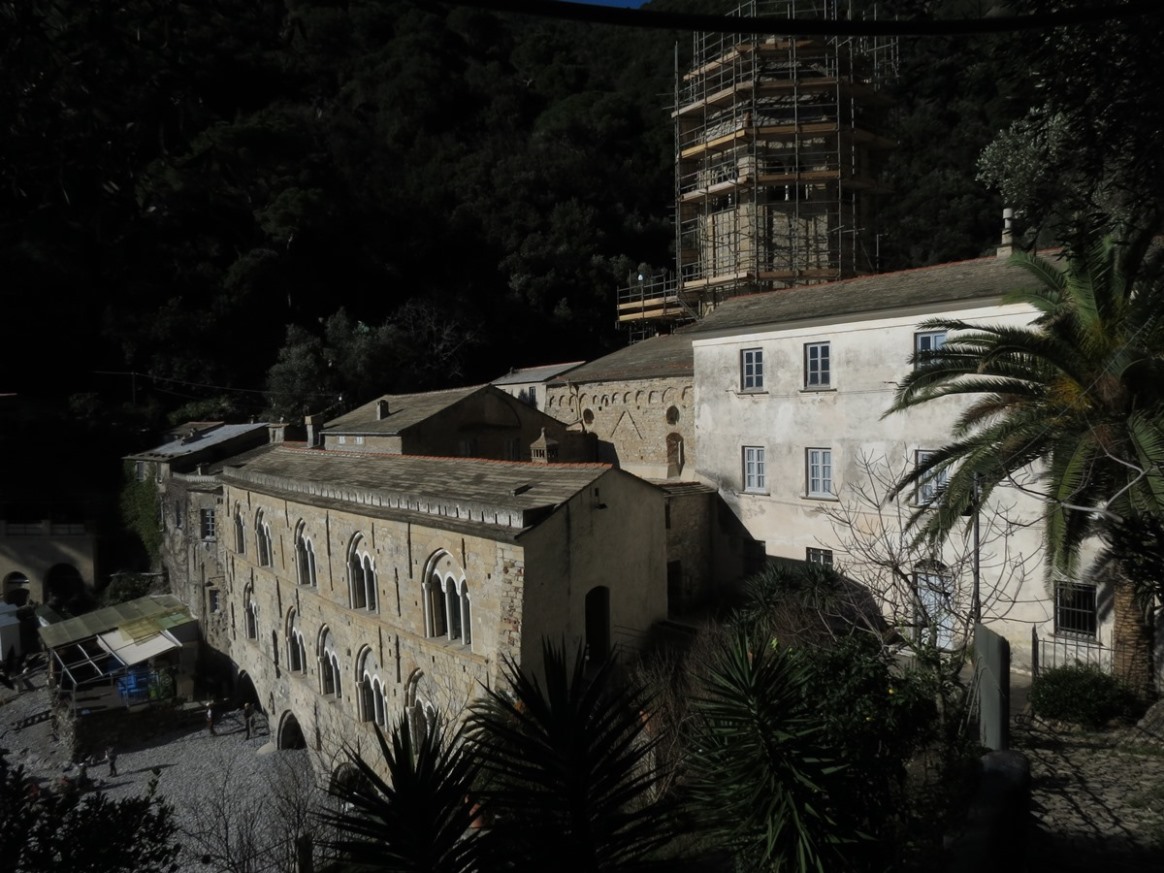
[977,0,1164,240]
[5,0,1153,432]
[0,751,178,873]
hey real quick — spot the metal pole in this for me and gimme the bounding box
[972,472,981,624]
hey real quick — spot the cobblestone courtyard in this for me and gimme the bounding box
[1016,713,1164,872]
[4,663,1163,872]
[1,667,319,873]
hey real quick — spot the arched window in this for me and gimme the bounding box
[319,627,341,698]
[286,609,306,673]
[404,670,436,740]
[422,551,471,648]
[347,535,377,611]
[446,581,462,641]
[244,584,259,640]
[460,585,472,646]
[295,522,317,587]
[255,510,273,567]
[234,511,246,554]
[424,571,447,637]
[356,647,388,728]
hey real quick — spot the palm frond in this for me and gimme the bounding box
[887,230,1164,573]
[467,640,672,873]
[318,715,480,873]
[684,631,849,872]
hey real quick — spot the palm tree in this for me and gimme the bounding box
[318,714,480,873]
[466,639,673,873]
[885,230,1164,692]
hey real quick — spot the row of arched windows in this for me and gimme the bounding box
[232,507,375,612]
[236,514,472,645]
[271,609,398,729]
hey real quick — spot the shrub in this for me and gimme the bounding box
[1029,665,1143,728]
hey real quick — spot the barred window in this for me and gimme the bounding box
[1055,582,1098,638]
[806,547,833,567]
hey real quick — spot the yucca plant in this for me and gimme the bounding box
[318,713,480,873]
[467,639,673,873]
[684,631,850,873]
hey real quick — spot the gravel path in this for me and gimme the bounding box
[1,667,320,873]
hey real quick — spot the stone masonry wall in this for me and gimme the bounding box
[220,484,525,780]
[544,377,694,480]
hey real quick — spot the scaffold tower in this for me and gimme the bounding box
[617,0,896,330]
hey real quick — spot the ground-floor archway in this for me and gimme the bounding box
[277,710,307,750]
[234,669,259,706]
[3,572,31,606]
[44,563,85,610]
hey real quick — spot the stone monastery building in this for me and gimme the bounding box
[130,245,1164,772]
[131,385,685,760]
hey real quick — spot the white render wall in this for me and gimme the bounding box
[692,299,1104,670]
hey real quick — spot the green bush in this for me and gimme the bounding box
[1030,665,1143,728]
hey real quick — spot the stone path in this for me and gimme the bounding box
[1,668,320,873]
[1014,712,1164,872]
[5,663,1163,872]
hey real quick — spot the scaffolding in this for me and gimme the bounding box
[617,0,897,329]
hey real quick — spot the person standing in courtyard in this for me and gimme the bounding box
[105,745,117,777]
[243,702,253,740]
[206,704,216,736]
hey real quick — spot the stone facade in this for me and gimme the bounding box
[158,477,230,657]
[217,448,667,773]
[544,333,696,481]
[659,483,755,614]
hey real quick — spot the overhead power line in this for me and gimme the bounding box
[452,0,1160,36]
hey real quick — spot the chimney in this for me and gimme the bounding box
[305,415,319,447]
[997,207,1014,258]
[530,428,559,465]
[376,399,390,420]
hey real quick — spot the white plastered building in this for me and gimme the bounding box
[687,250,1102,671]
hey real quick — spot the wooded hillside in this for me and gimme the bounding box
[7,0,1150,428]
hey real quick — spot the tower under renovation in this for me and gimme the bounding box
[618,0,896,331]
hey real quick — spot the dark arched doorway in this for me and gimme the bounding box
[278,711,307,750]
[44,564,85,610]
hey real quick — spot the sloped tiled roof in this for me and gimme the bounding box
[689,252,1040,335]
[548,333,695,384]
[220,445,613,534]
[491,361,585,386]
[126,423,269,462]
[323,386,482,436]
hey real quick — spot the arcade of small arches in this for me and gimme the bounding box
[545,385,692,415]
